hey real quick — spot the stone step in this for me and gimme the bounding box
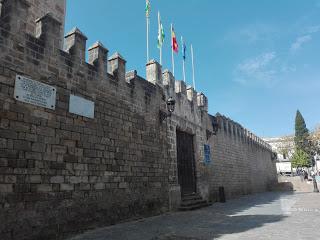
[179,202,211,211]
[181,194,202,201]
[179,193,211,211]
[180,199,207,207]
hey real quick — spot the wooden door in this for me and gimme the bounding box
[176,130,196,195]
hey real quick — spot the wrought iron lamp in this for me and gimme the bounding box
[211,116,219,135]
[159,97,176,122]
[166,97,176,114]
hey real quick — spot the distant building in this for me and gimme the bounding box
[264,136,295,161]
[264,136,295,174]
[264,133,320,174]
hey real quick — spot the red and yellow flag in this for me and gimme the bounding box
[171,27,178,53]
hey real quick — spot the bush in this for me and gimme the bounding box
[291,149,311,168]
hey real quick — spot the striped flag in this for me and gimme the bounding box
[171,27,178,53]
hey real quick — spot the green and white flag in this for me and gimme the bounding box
[157,16,165,48]
[157,11,165,65]
[145,0,151,18]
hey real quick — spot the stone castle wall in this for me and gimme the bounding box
[0,1,277,239]
[26,0,66,45]
[0,1,171,239]
[205,115,277,201]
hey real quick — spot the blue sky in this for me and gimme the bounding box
[65,0,320,137]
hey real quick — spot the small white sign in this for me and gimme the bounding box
[69,94,94,119]
[14,75,56,110]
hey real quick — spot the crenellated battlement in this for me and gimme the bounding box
[64,27,88,63]
[215,114,272,151]
[0,0,265,151]
[0,0,208,123]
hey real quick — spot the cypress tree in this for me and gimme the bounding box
[294,110,311,167]
[294,110,309,150]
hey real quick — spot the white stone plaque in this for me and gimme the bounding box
[14,75,56,110]
[69,94,94,119]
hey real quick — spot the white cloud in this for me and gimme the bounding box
[233,52,277,86]
[237,52,276,73]
[290,35,312,52]
[281,65,297,74]
[306,25,320,34]
[225,23,278,44]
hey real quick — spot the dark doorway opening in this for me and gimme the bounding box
[176,130,196,196]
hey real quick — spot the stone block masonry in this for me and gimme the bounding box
[0,1,169,239]
[204,115,278,201]
[26,0,66,47]
[0,1,277,239]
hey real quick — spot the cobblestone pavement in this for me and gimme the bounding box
[68,192,320,240]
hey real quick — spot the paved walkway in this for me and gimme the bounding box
[68,192,320,240]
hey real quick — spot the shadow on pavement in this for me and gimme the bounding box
[150,214,286,240]
[69,191,294,240]
[210,191,294,216]
[211,214,286,239]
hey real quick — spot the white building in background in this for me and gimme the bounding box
[263,136,295,174]
[263,136,295,160]
[264,134,320,174]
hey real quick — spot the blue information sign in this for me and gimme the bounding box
[204,144,211,164]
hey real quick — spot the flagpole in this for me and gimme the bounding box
[146,16,150,62]
[181,36,186,83]
[158,11,162,65]
[191,44,196,90]
[183,55,186,82]
[160,40,162,65]
[171,23,175,76]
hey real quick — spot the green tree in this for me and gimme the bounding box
[291,149,311,168]
[294,110,309,152]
